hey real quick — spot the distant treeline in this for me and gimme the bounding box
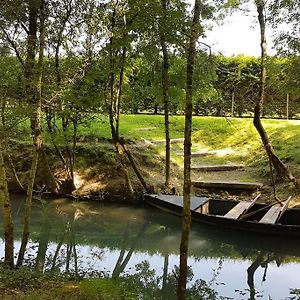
[1,54,299,118]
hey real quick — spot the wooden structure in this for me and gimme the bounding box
[260,197,291,224]
[177,150,216,157]
[191,164,244,172]
[144,194,300,238]
[153,138,184,144]
[224,194,261,219]
[192,181,263,190]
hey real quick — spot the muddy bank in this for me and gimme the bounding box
[5,139,182,202]
[5,139,300,205]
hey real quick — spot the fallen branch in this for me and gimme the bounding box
[118,138,153,193]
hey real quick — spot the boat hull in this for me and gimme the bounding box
[144,194,300,239]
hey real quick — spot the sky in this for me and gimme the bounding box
[202,12,266,57]
[185,1,275,57]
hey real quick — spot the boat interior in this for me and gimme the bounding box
[197,198,300,225]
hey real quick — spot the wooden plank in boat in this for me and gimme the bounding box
[192,181,263,190]
[224,194,260,219]
[259,197,291,224]
[191,164,244,172]
[147,194,209,211]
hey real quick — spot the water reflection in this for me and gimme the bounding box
[1,195,300,299]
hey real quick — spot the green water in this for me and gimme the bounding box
[1,195,300,299]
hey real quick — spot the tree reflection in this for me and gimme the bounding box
[35,205,51,271]
[112,222,148,278]
[246,251,286,300]
[120,260,222,300]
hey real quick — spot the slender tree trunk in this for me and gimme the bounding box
[40,3,76,194]
[254,1,299,189]
[0,139,14,267]
[160,0,171,187]
[107,7,135,197]
[177,1,201,299]
[17,0,45,267]
[115,46,126,141]
[286,93,289,120]
[231,91,235,117]
[1,98,6,126]
[119,139,153,193]
[6,152,24,191]
[39,146,59,193]
[108,5,117,140]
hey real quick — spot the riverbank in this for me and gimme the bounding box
[0,266,134,300]
[5,115,300,204]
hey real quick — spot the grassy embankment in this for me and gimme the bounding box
[9,114,300,199]
[68,114,300,168]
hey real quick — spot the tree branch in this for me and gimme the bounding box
[0,24,25,67]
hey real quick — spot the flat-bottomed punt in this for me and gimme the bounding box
[144,194,300,238]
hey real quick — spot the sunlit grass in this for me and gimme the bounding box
[15,114,300,171]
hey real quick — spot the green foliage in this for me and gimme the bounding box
[269,0,300,55]
[0,266,63,292]
[79,278,135,300]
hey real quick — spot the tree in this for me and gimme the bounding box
[177,0,201,298]
[0,136,14,267]
[269,0,300,55]
[253,0,299,189]
[17,0,46,267]
[159,0,171,187]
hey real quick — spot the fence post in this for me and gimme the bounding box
[231,91,235,117]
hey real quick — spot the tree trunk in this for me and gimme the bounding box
[115,45,126,141]
[160,0,171,187]
[39,147,59,193]
[17,0,45,267]
[0,139,14,267]
[1,98,6,126]
[108,5,117,140]
[254,1,299,189]
[6,152,24,191]
[119,138,153,193]
[177,0,201,299]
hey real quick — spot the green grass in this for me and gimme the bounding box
[111,115,300,168]
[0,266,136,300]
[14,114,300,172]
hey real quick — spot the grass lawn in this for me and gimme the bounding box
[16,114,300,166]
[86,115,300,167]
[80,115,300,159]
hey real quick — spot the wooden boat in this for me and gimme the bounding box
[144,194,300,238]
